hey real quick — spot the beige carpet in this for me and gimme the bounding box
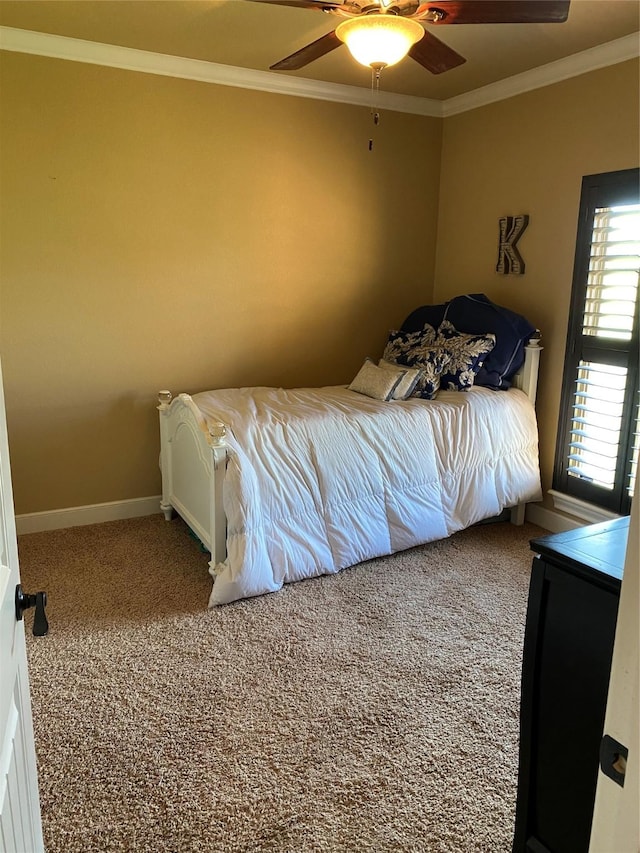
[18,515,543,853]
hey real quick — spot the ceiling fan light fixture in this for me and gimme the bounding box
[335,14,424,69]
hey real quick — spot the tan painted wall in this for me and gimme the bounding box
[434,60,640,509]
[2,51,638,516]
[0,52,441,514]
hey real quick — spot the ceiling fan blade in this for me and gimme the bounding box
[409,30,466,74]
[270,30,342,70]
[421,0,570,25]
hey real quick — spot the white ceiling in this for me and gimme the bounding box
[0,0,638,100]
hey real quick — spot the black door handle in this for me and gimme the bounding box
[600,734,627,787]
[15,584,49,636]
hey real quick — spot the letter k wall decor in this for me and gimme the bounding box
[496,214,529,275]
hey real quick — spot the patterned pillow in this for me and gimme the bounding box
[348,359,407,401]
[383,325,436,363]
[435,320,496,392]
[382,325,450,400]
[378,359,424,400]
[408,347,452,399]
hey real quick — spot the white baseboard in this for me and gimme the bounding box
[525,503,585,534]
[14,495,585,537]
[16,495,162,535]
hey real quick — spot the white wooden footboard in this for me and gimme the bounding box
[157,391,227,566]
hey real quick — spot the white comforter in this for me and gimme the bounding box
[193,385,541,606]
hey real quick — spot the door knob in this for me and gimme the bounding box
[15,584,49,637]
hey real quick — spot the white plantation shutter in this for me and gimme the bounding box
[628,400,639,500]
[555,171,639,516]
[583,207,639,341]
[568,361,631,491]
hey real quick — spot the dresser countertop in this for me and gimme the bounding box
[530,515,629,584]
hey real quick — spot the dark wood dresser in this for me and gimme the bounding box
[512,516,629,853]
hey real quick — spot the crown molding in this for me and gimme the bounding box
[442,32,640,116]
[0,26,442,116]
[0,25,638,118]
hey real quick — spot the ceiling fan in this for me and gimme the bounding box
[249,0,571,75]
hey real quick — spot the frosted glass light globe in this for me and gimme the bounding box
[336,15,424,69]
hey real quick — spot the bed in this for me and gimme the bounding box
[158,294,542,606]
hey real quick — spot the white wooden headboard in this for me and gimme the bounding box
[512,336,542,406]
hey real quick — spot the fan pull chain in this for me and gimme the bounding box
[369,67,382,151]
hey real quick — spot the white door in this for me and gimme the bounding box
[589,495,639,852]
[0,360,44,853]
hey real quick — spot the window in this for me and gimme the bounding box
[553,168,639,516]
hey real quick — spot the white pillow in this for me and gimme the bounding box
[378,359,423,400]
[348,359,406,401]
